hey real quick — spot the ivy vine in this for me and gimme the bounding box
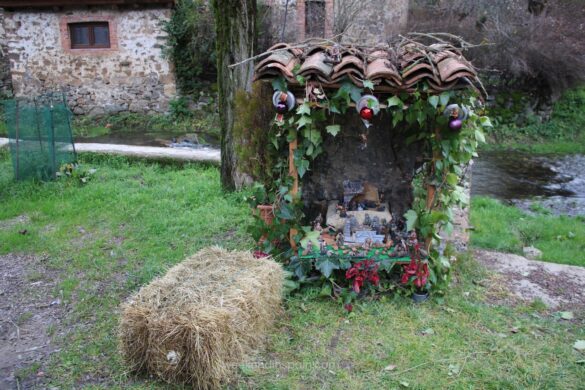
[249,76,492,296]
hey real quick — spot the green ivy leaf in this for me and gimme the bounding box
[475,129,486,143]
[378,258,396,272]
[363,79,374,90]
[326,124,341,136]
[276,204,293,220]
[446,173,458,186]
[296,158,310,178]
[348,84,363,103]
[296,115,312,129]
[439,92,450,107]
[428,95,439,108]
[296,74,306,84]
[480,116,493,128]
[302,127,322,145]
[296,102,311,116]
[392,111,404,127]
[387,96,404,109]
[329,102,341,114]
[271,76,287,92]
[288,256,312,281]
[405,209,418,231]
[417,110,426,127]
[316,257,340,278]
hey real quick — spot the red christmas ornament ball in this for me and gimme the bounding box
[360,107,374,121]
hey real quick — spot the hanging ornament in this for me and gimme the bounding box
[443,104,468,132]
[272,90,296,122]
[356,95,380,129]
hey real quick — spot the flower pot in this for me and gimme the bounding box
[412,291,429,303]
[256,205,275,225]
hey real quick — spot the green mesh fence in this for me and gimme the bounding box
[3,93,76,181]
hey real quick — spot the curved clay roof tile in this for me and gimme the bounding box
[437,57,476,82]
[298,52,334,78]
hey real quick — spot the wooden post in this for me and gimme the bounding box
[425,128,441,251]
[289,138,299,252]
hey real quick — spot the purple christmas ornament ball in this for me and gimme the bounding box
[276,102,288,114]
[449,118,463,131]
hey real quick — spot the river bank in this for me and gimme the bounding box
[484,88,585,154]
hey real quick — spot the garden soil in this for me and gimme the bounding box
[0,253,66,389]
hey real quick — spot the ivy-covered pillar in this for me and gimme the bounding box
[213,0,257,190]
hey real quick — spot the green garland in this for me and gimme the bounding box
[249,77,492,295]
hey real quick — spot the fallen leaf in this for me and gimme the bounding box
[448,363,461,376]
[560,311,574,320]
[384,364,397,371]
[573,340,585,351]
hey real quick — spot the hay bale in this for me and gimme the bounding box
[119,246,283,388]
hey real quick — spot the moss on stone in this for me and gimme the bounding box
[233,81,276,184]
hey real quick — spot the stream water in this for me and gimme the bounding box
[75,131,220,148]
[74,131,584,217]
[472,151,585,217]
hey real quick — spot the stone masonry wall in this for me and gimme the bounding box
[0,10,12,97]
[3,6,176,115]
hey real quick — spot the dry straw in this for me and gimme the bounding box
[119,246,283,389]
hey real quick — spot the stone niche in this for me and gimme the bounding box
[302,111,425,223]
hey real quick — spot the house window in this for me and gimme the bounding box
[68,22,110,49]
[305,0,326,37]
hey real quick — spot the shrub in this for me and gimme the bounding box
[408,0,585,98]
[163,0,216,94]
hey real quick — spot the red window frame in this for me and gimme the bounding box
[68,22,111,49]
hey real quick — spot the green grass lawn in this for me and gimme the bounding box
[485,87,585,154]
[1,150,584,389]
[470,197,585,266]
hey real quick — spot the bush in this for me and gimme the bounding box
[163,0,216,95]
[408,0,585,98]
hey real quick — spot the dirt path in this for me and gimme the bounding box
[474,249,585,310]
[0,253,67,389]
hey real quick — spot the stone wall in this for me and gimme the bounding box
[0,10,12,97]
[2,6,176,115]
[264,0,409,46]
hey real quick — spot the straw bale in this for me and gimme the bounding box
[119,246,283,388]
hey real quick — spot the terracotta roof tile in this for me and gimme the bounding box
[253,43,483,96]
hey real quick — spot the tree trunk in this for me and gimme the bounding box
[213,0,257,190]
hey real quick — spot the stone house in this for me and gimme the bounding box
[0,0,176,115]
